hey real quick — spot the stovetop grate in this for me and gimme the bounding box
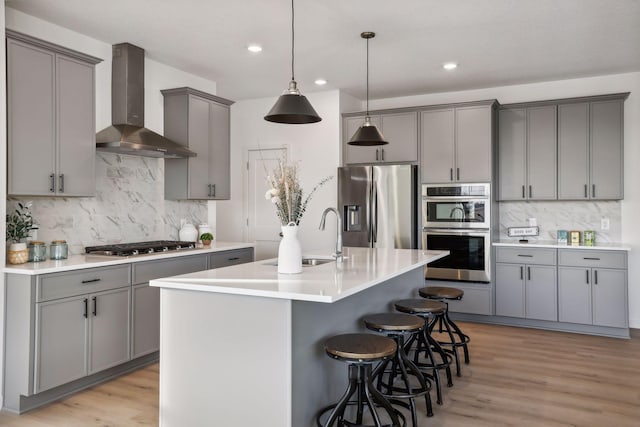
[85,240,196,257]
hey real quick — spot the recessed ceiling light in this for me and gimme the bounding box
[443,62,458,70]
[247,44,262,53]
[314,79,327,86]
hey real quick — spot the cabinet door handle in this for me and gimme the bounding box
[517,254,533,257]
[381,148,385,161]
[456,168,460,181]
[583,257,600,261]
[376,149,379,161]
[450,168,453,181]
[584,184,588,198]
[522,185,525,199]
[50,174,56,193]
[594,270,598,285]
[207,184,212,197]
[529,185,532,198]
[83,298,88,318]
[59,174,64,193]
[527,266,531,281]
[81,278,101,284]
[586,270,589,284]
[520,266,523,280]
[592,184,596,198]
[212,184,216,197]
[92,296,97,316]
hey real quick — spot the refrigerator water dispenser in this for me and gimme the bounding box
[344,205,362,231]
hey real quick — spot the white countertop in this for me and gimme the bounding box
[3,241,255,275]
[493,239,631,251]
[151,247,449,303]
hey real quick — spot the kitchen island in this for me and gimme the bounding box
[150,247,448,427]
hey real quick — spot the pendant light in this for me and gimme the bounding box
[264,0,321,124]
[348,32,387,146]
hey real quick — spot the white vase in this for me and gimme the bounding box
[179,222,198,242]
[278,222,302,274]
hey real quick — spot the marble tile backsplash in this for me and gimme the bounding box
[499,201,621,243]
[8,153,207,255]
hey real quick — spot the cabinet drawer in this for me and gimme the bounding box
[558,249,626,269]
[132,254,208,284]
[209,248,254,269]
[495,247,556,265]
[37,265,130,302]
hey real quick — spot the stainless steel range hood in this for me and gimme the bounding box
[96,43,196,158]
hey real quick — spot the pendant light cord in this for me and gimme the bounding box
[366,36,369,115]
[291,0,295,81]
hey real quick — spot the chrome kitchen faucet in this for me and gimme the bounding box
[319,207,343,262]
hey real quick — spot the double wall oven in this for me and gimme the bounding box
[422,183,491,283]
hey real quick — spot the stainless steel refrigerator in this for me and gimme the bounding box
[338,165,417,249]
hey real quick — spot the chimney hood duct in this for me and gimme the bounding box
[96,43,196,158]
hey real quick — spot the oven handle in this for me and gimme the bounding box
[424,228,490,236]
[423,196,489,202]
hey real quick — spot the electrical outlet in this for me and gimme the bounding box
[601,218,610,230]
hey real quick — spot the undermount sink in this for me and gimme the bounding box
[263,257,335,267]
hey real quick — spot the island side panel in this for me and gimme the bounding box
[158,288,292,427]
[291,267,425,427]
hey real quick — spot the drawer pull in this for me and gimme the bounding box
[517,254,533,257]
[583,257,600,261]
[81,278,102,284]
[227,257,240,261]
[92,296,97,316]
[83,298,88,318]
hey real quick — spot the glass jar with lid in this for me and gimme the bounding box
[50,240,69,260]
[28,241,47,262]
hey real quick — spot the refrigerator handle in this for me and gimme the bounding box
[366,177,372,243]
[372,181,378,243]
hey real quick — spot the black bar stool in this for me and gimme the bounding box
[363,313,434,426]
[419,286,471,377]
[316,333,406,427]
[394,299,453,405]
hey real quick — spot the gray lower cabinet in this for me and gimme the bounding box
[495,247,557,321]
[209,247,255,268]
[343,112,418,164]
[6,30,101,197]
[163,87,235,200]
[33,266,131,394]
[498,105,557,200]
[557,249,628,328]
[558,98,625,200]
[421,103,495,183]
[131,284,160,359]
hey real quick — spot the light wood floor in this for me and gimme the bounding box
[1,323,639,426]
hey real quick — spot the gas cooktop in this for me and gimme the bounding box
[85,240,196,257]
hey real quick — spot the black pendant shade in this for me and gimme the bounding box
[348,118,388,146]
[349,31,386,146]
[264,0,321,124]
[264,91,321,124]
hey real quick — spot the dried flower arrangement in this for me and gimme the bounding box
[265,160,333,226]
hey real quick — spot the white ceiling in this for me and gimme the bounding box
[6,0,640,101]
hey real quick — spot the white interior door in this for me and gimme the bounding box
[247,148,286,260]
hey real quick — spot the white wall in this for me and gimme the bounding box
[367,72,640,328]
[217,90,341,254]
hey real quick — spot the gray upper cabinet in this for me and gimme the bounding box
[163,87,234,200]
[558,99,625,200]
[6,31,101,197]
[343,112,417,164]
[422,103,495,183]
[498,105,556,200]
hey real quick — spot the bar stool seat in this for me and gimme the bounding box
[394,299,453,405]
[363,313,434,426]
[317,333,406,427]
[419,286,471,377]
